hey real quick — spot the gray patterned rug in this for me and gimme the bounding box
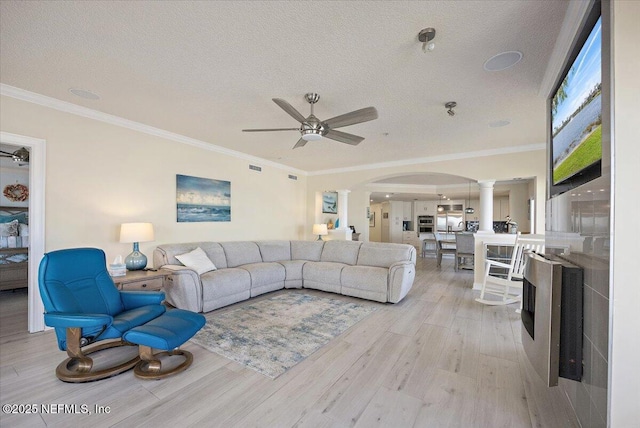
[190,292,378,378]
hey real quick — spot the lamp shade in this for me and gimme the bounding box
[312,224,328,236]
[119,223,155,243]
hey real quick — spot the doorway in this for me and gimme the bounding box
[0,132,45,333]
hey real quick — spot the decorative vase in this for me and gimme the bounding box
[124,242,147,271]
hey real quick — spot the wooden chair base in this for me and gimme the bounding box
[56,340,139,383]
[133,346,194,380]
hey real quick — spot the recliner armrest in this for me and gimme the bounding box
[120,291,166,310]
[162,264,198,273]
[389,260,414,269]
[44,312,113,328]
[160,264,203,312]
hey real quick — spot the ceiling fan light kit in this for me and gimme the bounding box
[418,27,436,52]
[0,147,30,164]
[243,93,378,149]
[445,101,457,116]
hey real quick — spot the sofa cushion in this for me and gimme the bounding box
[302,261,345,294]
[220,241,262,268]
[341,265,389,302]
[240,262,286,297]
[201,268,251,310]
[256,241,291,262]
[291,240,324,261]
[239,262,286,287]
[357,242,414,268]
[320,240,362,265]
[279,260,306,289]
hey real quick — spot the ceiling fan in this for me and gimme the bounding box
[242,93,378,149]
[0,147,29,165]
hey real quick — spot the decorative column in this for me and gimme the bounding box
[478,180,495,234]
[326,189,352,241]
[337,189,350,230]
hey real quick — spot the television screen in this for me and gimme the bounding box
[551,17,602,186]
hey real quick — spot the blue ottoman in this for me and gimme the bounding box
[123,309,205,380]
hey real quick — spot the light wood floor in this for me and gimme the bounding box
[0,257,579,427]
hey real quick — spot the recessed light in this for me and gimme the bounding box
[483,51,523,71]
[69,88,100,100]
[489,119,511,128]
[386,194,390,198]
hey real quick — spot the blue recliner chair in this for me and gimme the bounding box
[39,248,204,382]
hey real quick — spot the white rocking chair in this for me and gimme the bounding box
[475,233,545,306]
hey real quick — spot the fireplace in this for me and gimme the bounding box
[522,253,583,386]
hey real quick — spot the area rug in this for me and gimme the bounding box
[190,292,378,378]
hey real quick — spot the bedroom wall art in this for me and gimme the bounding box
[176,174,231,222]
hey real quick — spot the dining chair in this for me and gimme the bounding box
[475,232,545,306]
[454,233,475,271]
[435,232,456,267]
[421,233,437,258]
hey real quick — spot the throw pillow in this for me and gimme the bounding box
[0,219,19,237]
[175,247,217,275]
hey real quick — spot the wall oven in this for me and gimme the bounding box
[418,215,434,233]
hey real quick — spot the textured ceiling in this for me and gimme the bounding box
[0,1,568,172]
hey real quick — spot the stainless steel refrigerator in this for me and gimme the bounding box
[436,211,464,232]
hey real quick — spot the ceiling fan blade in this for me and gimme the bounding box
[242,128,300,132]
[324,129,365,146]
[293,138,307,149]
[0,150,15,156]
[272,98,306,123]
[323,107,378,129]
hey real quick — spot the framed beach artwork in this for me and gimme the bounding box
[176,174,231,222]
[322,192,338,214]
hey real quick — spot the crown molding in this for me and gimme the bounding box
[0,84,307,176]
[308,144,545,176]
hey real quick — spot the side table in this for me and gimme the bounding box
[111,270,167,291]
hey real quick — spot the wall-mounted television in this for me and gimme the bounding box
[549,2,602,197]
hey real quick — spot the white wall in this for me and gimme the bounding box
[609,0,640,424]
[0,96,307,266]
[508,182,531,233]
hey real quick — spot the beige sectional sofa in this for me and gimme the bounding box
[153,240,416,313]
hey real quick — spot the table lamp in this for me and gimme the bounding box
[312,224,328,241]
[120,222,155,270]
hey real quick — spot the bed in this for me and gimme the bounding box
[0,206,29,291]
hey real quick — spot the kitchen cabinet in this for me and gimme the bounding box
[402,231,420,252]
[403,202,413,221]
[414,201,436,215]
